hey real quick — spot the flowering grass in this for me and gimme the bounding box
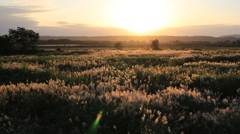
[0,49,240,133]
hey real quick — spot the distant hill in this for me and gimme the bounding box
[220,34,240,38]
[40,35,240,42]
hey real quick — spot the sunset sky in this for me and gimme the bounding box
[1,0,240,36]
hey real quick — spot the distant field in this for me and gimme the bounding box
[37,44,149,50]
[37,43,240,50]
[0,49,240,133]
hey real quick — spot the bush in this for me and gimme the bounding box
[151,39,160,50]
[114,42,123,50]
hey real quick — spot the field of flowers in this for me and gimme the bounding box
[0,49,240,134]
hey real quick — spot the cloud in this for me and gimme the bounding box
[0,6,51,35]
[56,21,69,25]
[2,0,53,7]
[37,23,135,36]
[1,5,240,36]
[0,5,134,36]
[44,23,240,36]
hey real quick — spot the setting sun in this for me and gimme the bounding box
[1,0,240,36]
[113,0,170,33]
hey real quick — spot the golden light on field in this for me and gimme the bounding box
[113,0,170,33]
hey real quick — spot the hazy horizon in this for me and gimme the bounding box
[1,0,240,36]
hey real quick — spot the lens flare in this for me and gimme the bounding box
[88,111,103,134]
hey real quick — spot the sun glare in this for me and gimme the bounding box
[114,0,170,33]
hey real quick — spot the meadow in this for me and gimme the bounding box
[0,49,240,133]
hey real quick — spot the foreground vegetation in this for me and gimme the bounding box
[0,49,240,133]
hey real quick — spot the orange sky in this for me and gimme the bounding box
[1,0,240,36]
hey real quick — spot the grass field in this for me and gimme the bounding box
[37,43,240,51]
[0,49,240,133]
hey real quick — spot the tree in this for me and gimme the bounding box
[114,42,123,50]
[0,27,39,54]
[8,27,39,51]
[150,39,160,50]
[0,35,13,53]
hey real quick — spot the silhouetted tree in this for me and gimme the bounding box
[0,35,13,53]
[8,27,39,51]
[0,27,39,54]
[114,42,123,50]
[151,39,160,50]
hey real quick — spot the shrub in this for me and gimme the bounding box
[151,39,160,50]
[114,42,123,50]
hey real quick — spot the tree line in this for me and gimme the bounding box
[1,27,240,55]
[37,39,114,46]
[38,38,240,48]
